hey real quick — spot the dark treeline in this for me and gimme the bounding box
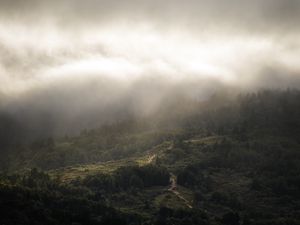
[185,89,300,138]
[0,169,131,225]
[82,165,170,191]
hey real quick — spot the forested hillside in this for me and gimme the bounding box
[0,89,300,225]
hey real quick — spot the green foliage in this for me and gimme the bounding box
[0,169,132,225]
[82,165,170,191]
[1,89,300,224]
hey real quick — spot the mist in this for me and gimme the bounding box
[1,0,300,139]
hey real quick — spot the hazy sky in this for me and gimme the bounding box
[1,0,300,94]
[0,0,300,134]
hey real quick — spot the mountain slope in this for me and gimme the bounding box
[1,89,300,225]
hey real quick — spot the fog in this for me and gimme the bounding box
[1,0,300,137]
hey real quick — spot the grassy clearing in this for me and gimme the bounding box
[155,191,183,209]
[50,154,155,182]
[49,140,173,182]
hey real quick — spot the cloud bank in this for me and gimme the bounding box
[0,0,300,136]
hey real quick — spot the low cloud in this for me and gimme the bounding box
[0,0,300,138]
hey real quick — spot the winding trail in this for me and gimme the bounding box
[146,142,193,209]
[168,173,193,209]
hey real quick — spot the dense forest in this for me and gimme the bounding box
[0,89,300,225]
